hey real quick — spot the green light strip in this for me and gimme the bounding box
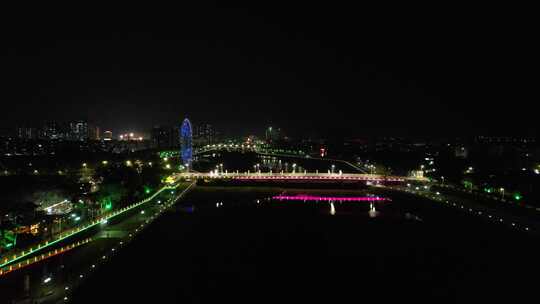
[1,238,93,274]
[0,182,186,269]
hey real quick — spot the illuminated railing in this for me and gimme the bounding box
[0,238,92,277]
[175,172,410,182]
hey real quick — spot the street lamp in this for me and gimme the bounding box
[292,163,297,173]
[500,187,505,199]
[331,164,335,174]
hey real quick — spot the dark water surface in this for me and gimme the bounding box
[71,187,540,303]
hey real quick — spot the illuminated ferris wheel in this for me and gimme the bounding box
[180,118,193,169]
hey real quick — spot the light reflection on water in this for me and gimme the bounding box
[329,202,336,215]
[368,202,379,218]
[181,188,426,223]
[271,194,387,218]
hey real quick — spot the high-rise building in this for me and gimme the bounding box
[88,125,100,140]
[41,121,58,140]
[151,126,167,148]
[17,126,37,140]
[41,121,70,140]
[69,120,88,141]
[103,130,113,141]
[265,126,282,143]
[194,123,216,146]
[151,126,179,149]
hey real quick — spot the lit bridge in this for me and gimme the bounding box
[161,142,369,173]
[175,172,425,183]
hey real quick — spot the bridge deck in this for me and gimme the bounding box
[175,172,426,182]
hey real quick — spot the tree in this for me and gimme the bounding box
[94,183,127,211]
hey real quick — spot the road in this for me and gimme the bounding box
[381,184,539,234]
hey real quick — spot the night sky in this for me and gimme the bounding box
[1,4,537,138]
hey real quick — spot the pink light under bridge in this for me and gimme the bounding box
[272,195,390,202]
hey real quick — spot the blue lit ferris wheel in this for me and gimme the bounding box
[180,118,193,169]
